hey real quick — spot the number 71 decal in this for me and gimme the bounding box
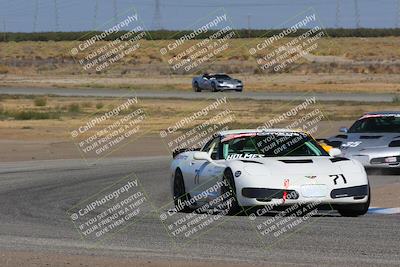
[329,174,347,185]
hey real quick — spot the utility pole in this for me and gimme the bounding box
[54,0,59,31]
[396,0,400,28]
[152,0,162,30]
[113,0,118,25]
[247,14,251,38]
[2,18,6,42]
[93,0,99,29]
[354,0,361,28]
[33,0,39,32]
[335,0,340,28]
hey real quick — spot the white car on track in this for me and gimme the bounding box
[170,129,370,217]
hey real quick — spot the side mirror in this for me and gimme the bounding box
[193,151,212,162]
[339,127,348,133]
[329,148,342,157]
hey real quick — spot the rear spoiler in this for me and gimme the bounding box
[172,147,200,158]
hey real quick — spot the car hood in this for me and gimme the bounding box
[339,132,400,149]
[218,79,239,84]
[232,156,365,187]
[238,156,357,174]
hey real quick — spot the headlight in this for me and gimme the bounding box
[389,140,400,147]
[384,157,398,163]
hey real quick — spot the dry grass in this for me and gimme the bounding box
[1,38,400,62]
[1,37,400,94]
[0,95,398,141]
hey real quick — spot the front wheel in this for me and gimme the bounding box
[173,169,192,212]
[193,82,201,92]
[220,169,241,215]
[337,187,370,217]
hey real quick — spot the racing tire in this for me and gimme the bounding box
[211,82,218,92]
[194,82,201,92]
[221,169,241,215]
[173,169,192,213]
[337,187,370,217]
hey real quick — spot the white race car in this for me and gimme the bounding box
[170,129,370,217]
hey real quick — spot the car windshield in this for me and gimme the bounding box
[221,132,329,159]
[213,75,231,80]
[348,115,400,133]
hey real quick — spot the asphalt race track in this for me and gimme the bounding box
[0,87,395,102]
[0,156,399,266]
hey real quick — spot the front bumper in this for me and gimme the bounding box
[238,184,369,207]
[216,83,243,90]
[342,148,400,168]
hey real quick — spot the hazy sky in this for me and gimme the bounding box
[0,0,399,32]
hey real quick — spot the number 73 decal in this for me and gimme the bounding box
[341,141,362,148]
[329,174,347,185]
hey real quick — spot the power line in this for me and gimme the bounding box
[152,0,163,30]
[354,0,361,28]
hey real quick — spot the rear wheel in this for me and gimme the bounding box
[194,82,201,92]
[220,169,241,215]
[337,187,370,217]
[173,169,191,212]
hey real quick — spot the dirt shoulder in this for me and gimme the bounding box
[0,250,275,267]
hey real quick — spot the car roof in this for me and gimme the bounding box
[219,128,302,136]
[364,111,400,115]
[203,73,228,76]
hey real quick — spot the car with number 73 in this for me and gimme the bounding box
[170,129,370,217]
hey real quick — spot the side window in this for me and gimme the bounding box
[201,138,215,152]
[201,137,220,160]
[210,140,219,160]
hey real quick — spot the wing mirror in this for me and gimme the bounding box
[329,148,342,157]
[339,127,348,133]
[193,151,212,162]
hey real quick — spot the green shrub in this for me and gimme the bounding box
[393,95,400,103]
[34,97,47,106]
[96,102,104,109]
[12,111,60,120]
[68,103,81,113]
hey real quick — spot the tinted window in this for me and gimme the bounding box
[213,75,231,80]
[222,133,328,158]
[349,116,400,133]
